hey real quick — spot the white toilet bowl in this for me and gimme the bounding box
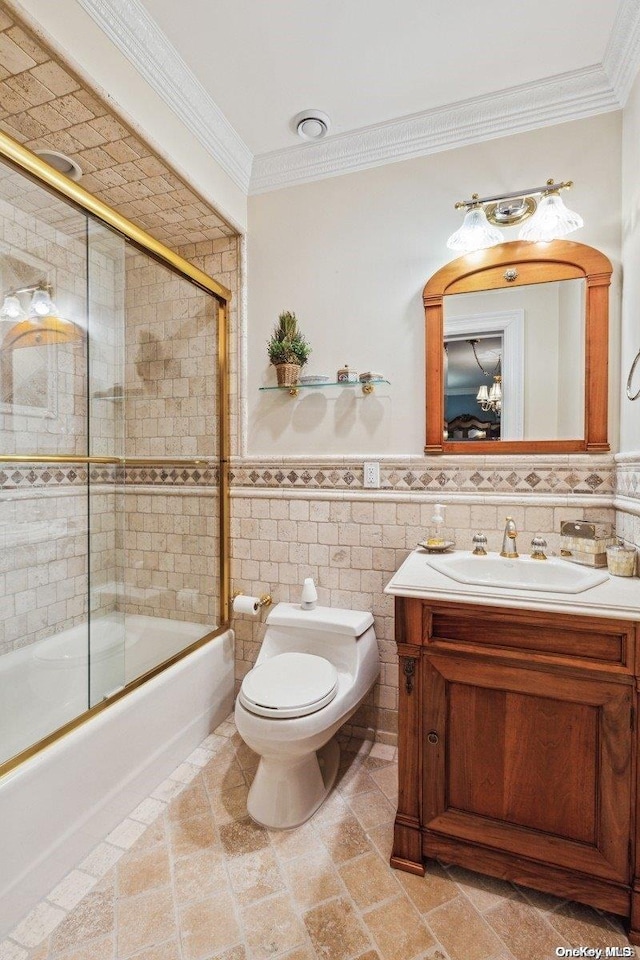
[234,602,379,829]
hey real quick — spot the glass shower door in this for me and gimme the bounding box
[87,220,126,707]
[0,157,91,764]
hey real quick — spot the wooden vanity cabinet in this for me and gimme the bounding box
[391,596,640,941]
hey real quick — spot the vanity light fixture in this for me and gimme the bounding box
[447,179,583,253]
[446,198,504,253]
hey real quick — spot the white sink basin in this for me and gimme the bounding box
[425,552,609,594]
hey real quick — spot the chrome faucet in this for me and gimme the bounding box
[500,517,519,558]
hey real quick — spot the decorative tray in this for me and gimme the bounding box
[417,540,455,553]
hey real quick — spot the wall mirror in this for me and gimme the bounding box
[423,240,612,455]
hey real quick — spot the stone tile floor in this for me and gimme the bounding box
[3,717,639,960]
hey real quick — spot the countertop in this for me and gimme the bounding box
[384,548,640,620]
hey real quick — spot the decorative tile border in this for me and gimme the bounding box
[230,458,616,497]
[0,457,619,496]
[124,464,219,486]
[616,459,640,501]
[0,464,92,490]
[0,463,219,491]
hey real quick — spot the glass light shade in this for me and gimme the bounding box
[0,295,25,321]
[476,384,490,402]
[489,380,502,401]
[518,193,583,242]
[30,288,54,316]
[446,207,504,253]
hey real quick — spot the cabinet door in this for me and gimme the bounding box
[423,654,633,883]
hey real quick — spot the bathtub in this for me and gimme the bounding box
[0,615,234,937]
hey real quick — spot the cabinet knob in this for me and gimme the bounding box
[427,731,439,745]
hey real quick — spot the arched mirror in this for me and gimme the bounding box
[423,239,612,454]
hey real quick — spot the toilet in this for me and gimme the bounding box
[234,601,380,829]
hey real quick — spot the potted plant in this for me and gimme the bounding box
[267,310,311,386]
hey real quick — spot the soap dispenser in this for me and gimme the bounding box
[423,503,455,551]
[300,577,318,610]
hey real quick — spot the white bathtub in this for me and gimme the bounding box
[0,616,234,937]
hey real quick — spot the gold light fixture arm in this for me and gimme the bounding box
[454,179,574,210]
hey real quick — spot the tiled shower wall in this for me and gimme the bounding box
[230,456,616,743]
[118,239,238,626]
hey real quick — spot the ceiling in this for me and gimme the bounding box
[138,0,619,154]
[75,0,639,194]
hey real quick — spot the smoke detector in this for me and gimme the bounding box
[293,110,330,141]
[34,149,83,182]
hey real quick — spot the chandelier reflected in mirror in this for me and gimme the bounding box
[468,339,502,416]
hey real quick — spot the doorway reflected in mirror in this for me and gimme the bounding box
[444,335,502,441]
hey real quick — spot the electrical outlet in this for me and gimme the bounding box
[363,461,380,488]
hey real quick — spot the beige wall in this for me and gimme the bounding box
[247,113,621,457]
[620,71,640,456]
[614,69,640,548]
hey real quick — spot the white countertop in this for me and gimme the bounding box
[384,549,640,620]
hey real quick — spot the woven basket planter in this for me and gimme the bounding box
[275,363,301,387]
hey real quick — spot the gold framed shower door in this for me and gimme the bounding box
[0,131,232,778]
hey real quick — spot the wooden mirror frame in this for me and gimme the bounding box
[423,239,613,455]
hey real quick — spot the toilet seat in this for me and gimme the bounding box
[239,652,339,719]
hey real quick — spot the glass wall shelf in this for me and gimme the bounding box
[259,379,390,397]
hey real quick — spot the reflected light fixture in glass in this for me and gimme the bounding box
[0,294,26,322]
[29,287,56,317]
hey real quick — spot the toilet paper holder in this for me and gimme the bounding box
[232,591,272,610]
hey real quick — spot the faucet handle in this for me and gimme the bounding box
[472,532,488,556]
[531,535,548,560]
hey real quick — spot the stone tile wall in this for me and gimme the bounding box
[121,487,220,628]
[0,487,88,656]
[123,248,222,459]
[230,462,616,743]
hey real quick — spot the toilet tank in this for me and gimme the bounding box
[259,603,375,674]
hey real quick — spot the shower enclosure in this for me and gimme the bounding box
[0,131,230,773]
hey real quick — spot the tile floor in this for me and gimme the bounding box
[3,718,639,960]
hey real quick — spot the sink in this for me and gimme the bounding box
[425,552,609,594]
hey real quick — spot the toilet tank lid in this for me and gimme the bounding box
[266,602,374,636]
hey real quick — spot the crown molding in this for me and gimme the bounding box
[603,0,640,106]
[250,65,619,194]
[75,0,253,194]
[74,0,640,197]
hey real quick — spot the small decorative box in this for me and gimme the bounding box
[560,519,616,567]
[560,520,613,539]
[337,364,358,383]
